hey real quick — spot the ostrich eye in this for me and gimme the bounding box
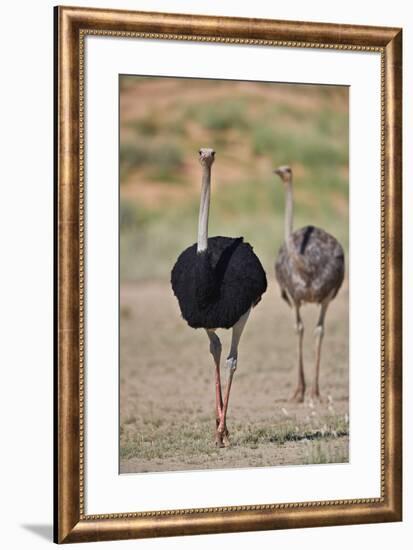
[211,151,215,156]
[198,150,202,155]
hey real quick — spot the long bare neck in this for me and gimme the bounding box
[284,180,294,245]
[197,165,211,253]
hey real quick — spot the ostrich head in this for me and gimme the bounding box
[198,148,216,167]
[273,165,292,184]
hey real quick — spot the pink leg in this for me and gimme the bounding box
[217,309,250,447]
[217,369,234,447]
[206,330,224,446]
[290,303,305,403]
[311,296,331,401]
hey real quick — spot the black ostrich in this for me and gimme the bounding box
[171,148,267,447]
[273,166,345,403]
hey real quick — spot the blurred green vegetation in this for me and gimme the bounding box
[120,140,184,182]
[119,78,349,282]
[186,99,249,131]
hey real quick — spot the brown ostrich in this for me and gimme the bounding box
[274,166,345,402]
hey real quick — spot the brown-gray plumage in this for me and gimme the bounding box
[274,166,345,402]
[275,226,344,305]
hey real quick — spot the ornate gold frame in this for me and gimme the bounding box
[54,6,402,543]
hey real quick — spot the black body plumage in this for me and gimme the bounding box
[275,225,345,305]
[171,236,267,329]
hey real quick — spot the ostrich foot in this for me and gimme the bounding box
[222,428,230,447]
[310,388,324,403]
[215,431,225,448]
[289,386,305,403]
[215,425,230,448]
[215,419,225,448]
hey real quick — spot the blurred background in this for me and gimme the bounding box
[120,77,348,282]
[119,76,349,474]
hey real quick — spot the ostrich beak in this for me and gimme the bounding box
[273,168,282,176]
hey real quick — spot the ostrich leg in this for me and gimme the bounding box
[290,303,305,403]
[206,330,224,445]
[218,309,250,447]
[311,295,332,400]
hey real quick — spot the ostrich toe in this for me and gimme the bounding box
[289,386,305,403]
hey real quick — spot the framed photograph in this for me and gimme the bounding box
[54,6,402,543]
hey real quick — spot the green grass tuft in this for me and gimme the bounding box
[120,414,349,463]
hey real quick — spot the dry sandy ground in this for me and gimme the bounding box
[120,280,349,474]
